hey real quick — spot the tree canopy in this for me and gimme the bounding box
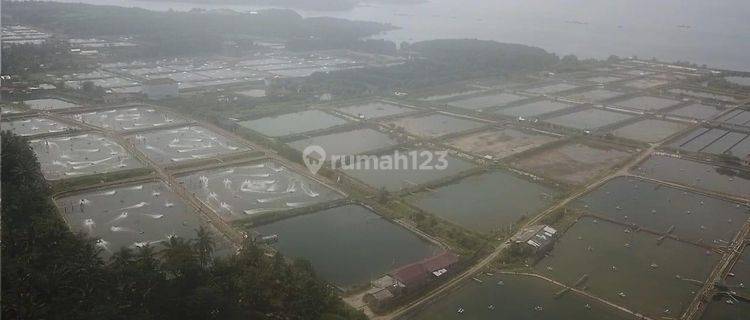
[1,131,366,320]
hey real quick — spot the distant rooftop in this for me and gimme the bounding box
[511,225,557,249]
[143,78,177,85]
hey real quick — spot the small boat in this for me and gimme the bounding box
[618,292,627,298]
[457,307,464,314]
[487,304,495,310]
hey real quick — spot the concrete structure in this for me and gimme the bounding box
[391,252,459,287]
[510,224,558,254]
[364,252,459,310]
[142,78,178,100]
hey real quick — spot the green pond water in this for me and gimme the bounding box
[611,119,688,142]
[537,217,719,318]
[252,204,438,288]
[572,177,749,244]
[669,103,724,120]
[288,128,399,161]
[409,273,633,320]
[447,92,527,110]
[495,100,575,118]
[614,96,681,111]
[546,108,633,130]
[385,114,485,138]
[342,150,475,192]
[701,299,750,320]
[336,101,414,119]
[525,83,579,95]
[238,110,348,137]
[565,89,624,103]
[407,170,558,233]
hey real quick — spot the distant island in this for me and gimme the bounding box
[140,0,426,11]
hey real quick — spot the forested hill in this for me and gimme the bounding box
[0,132,366,320]
[1,1,392,55]
[406,39,558,74]
[300,39,559,95]
[141,0,359,11]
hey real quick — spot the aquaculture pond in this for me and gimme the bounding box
[56,181,214,257]
[668,103,725,120]
[384,114,485,139]
[634,155,750,199]
[336,101,415,119]
[612,119,688,143]
[545,108,633,130]
[130,125,248,165]
[536,217,719,318]
[409,273,633,320]
[614,96,681,111]
[495,100,576,118]
[1,117,76,136]
[177,161,342,221]
[252,204,438,288]
[25,98,82,110]
[30,133,142,180]
[287,128,399,161]
[700,300,750,320]
[406,170,559,233]
[69,106,188,132]
[341,149,475,192]
[671,128,749,155]
[524,83,579,95]
[584,76,625,84]
[447,92,528,110]
[238,110,348,137]
[572,177,749,245]
[565,89,624,103]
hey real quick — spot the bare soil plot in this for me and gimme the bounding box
[513,142,634,185]
[445,127,558,159]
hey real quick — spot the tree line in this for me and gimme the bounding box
[1,132,366,320]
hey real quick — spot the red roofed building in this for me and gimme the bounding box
[390,252,459,290]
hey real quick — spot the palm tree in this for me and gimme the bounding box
[193,226,215,268]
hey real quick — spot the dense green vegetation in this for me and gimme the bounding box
[1,39,87,74]
[1,1,391,57]
[298,39,559,95]
[1,132,366,320]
